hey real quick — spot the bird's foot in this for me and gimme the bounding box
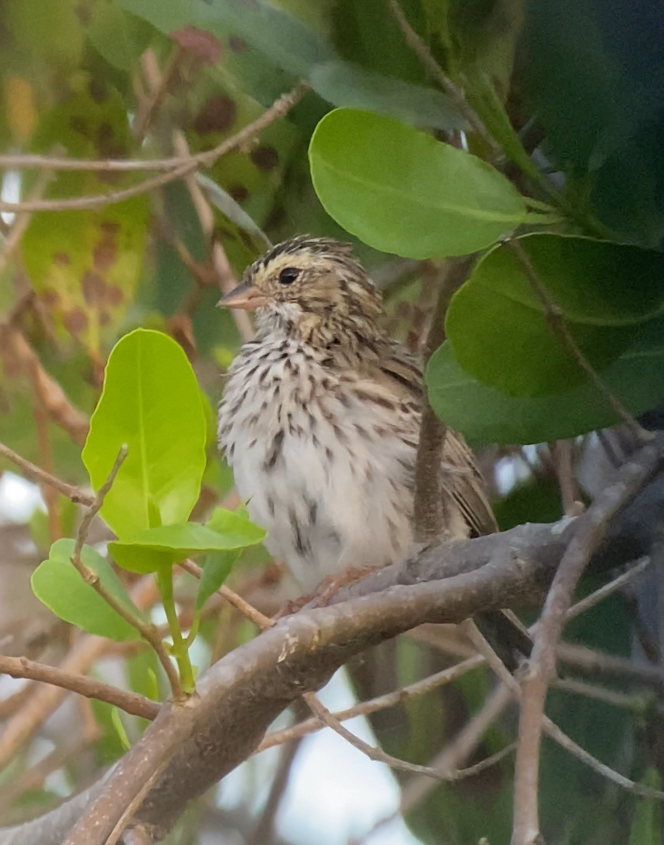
[273,566,379,619]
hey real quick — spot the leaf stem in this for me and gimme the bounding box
[157,568,195,693]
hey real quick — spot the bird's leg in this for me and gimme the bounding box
[274,566,380,618]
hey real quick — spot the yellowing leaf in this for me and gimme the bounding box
[5,76,35,141]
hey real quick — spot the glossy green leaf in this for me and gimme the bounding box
[111,707,132,751]
[309,109,527,258]
[629,769,662,845]
[463,71,543,183]
[446,234,664,396]
[86,1,154,72]
[31,539,141,641]
[196,173,271,251]
[206,507,267,545]
[82,329,207,538]
[109,513,265,573]
[524,0,664,247]
[310,61,466,131]
[115,0,332,77]
[426,328,664,445]
[21,83,148,352]
[195,551,239,610]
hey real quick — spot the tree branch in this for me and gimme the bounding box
[70,446,184,701]
[0,655,159,721]
[512,437,662,845]
[0,435,658,845]
[0,439,93,505]
[0,84,309,214]
[413,257,475,541]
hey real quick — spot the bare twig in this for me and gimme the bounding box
[413,256,475,541]
[552,440,584,516]
[301,690,501,783]
[387,0,498,151]
[363,682,514,841]
[507,238,651,442]
[0,578,159,772]
[0,329,90,444]
[0,654,159,720]
[258,654,485,751]
[0,439,93,504]
[513,441,662,845]
[566,556,651,621]
[249,710,306,845]
[0,167,54,277]
[133,46,185,142]
[180,558,274,630]
[72,446,184,701]
[0,84,309,214]
[542,714,664,800]
[553,676,655,714]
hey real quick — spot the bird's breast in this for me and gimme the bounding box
[218,338,418,591]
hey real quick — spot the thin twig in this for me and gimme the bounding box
[249,705,307,845]
[552,440,584,516]
[507,238,651,441]
[0,577,159,771]
[133,46,185,142]
[553,676,656,714]
[180,558,274,630]
[0,654,159,720]
[566,556,651,621]
[542,714,664,800]
[0,439,93,504]
[413,256,475,541]
[0,166,54,277]
[387,0,498,150]
[258,654,485,751]
[0,84,309,213]
[301,691,498,783]
[72,446,185,701]
[0,329,90,444]
[513,440,662,845]
[0,154,195,172]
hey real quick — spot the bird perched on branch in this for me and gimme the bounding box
[217,235,497,594]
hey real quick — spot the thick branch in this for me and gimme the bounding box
[1,436,658,845]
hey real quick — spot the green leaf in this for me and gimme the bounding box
[111,707,132,751]
[195,173,271,250]
[310,61,466,131]
[629,769,662,845]
[115,0,332,77]
[446,234,664,396]
[31,539,141,641]
[196,551,239,611]
[426,328,664,445]
[86,1,154,72]
[21,83,148,352]
[206,507,267,544]
[109,513,265,573]
[309,109,527,258]
[82,329,207,538]
[463,71,543,184]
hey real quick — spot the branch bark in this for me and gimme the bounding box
[0,435,659,845]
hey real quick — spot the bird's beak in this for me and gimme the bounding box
[217,281,268,311]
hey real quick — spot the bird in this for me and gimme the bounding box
[217,235,498,594]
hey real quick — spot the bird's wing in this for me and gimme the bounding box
[378,343,497,538]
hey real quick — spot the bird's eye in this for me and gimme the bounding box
[278,267,300,286]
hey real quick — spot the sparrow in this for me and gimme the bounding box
[217,235,497,593]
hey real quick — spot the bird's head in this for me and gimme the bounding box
[218,236,384,346]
